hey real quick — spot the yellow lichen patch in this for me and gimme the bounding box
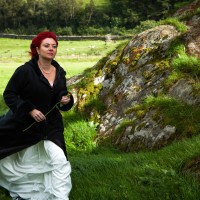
[122,57,130,65]
[125,104,147,119]
[155,59,170,70]
[135,110,146,119]
[129,47,144,62]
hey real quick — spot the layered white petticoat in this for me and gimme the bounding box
[0,140,72,200]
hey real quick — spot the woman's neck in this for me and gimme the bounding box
[38,59,52,69]
[38,59,54,74]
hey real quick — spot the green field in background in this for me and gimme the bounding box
[0,38,125,94]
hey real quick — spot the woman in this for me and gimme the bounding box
[0,31,74,200]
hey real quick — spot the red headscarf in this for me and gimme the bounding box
[30,31,58,58]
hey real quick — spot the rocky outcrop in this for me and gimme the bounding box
[68,1,200,152]
[95,25,178,150]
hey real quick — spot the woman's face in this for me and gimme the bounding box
[36,38,57,60]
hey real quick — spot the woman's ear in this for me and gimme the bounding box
[36,47,40,55]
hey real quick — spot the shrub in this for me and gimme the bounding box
[63,110,97,151]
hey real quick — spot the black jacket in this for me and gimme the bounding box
[0,58,74,159]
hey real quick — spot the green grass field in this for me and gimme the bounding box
[1,38,200,200]
[0,38,124,93]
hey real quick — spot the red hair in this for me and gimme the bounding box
[30,31,58,58]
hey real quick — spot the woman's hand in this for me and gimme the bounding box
[29,109,46,122]
[60,94,71,105]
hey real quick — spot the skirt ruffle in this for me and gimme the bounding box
[0,140,72,200]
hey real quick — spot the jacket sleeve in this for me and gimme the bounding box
[57,90,74,111]
[3,67,35,122]
[55,67,74,111]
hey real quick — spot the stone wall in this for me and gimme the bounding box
[0,33,131,41]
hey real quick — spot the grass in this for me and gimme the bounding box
[159,17,188,33]
[63,110,97,151]
[172,54,200,77]
[68,135,200,200]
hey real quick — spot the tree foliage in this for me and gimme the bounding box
[0,0,193,35]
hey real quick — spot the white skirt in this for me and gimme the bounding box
[0,140,72,200]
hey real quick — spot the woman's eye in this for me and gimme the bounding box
[43,44,57,48]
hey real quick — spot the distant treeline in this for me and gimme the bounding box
[0,0,193,36]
